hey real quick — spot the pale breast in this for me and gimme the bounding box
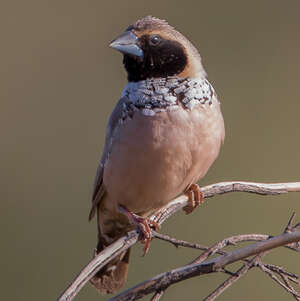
[103,86,224,215]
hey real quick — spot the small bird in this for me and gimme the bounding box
[89,16,225,294]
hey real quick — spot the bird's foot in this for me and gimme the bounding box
[119,205,160,256]
[183,183,204,214]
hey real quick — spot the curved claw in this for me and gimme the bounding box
[183,183,204,214]
[119,205,160,256]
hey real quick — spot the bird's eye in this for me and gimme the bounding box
[149,35,161,46]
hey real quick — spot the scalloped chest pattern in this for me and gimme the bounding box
[120,77,219,118]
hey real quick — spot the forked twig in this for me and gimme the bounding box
[203,253,266,301]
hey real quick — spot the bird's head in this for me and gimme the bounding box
[109,16,206,82]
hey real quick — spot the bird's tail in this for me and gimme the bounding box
[89,195,132,294]
[90,245,130,294]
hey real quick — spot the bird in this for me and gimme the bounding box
[88,16,225,294]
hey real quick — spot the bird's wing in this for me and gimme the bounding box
[88,96,128,221]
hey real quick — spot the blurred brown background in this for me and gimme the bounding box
[1,1,300,300]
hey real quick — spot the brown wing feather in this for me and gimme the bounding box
[88,161,105,220]
[89,96,131,294]
[88,96,128,221]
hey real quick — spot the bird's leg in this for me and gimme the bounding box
[119,205,160,256]
[183,183,204,214]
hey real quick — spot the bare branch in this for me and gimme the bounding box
[265,264,299,284]
[110,231,300,301]
[204,253,265,301]
[258,262,300,300]
[190,234,270,264]
[281,275,300,301]
[57,181,300,301]
[153,231,298,273]
[202,211,300,301]
[201,181,300,197]
[151,181,300,226]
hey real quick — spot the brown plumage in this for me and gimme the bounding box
[89,16,225,294]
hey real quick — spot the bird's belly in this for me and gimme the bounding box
[103,103,224,215]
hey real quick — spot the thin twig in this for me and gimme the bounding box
[152,231,212,251]
[265,264,299,284]
[281,274,300,301]
[258,263,300,300]
[285,212,297,233]
[150,290,164,301]
[190,234,270,264]
[204,253,265,301]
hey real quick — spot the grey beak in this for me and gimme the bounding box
[109,31,144,58]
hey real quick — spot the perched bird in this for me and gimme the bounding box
[89,16,225,294]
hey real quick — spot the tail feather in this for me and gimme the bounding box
[90,248,130,294]
[90,193,132,294]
